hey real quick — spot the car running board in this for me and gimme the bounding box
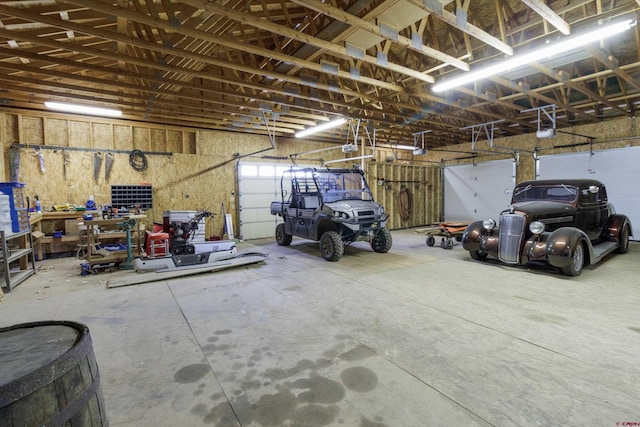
[591,241,618,262]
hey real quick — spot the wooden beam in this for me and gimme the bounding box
[520,0,570,35]
[52,1,406,91]
[180,0,435,83]
[290,0,469,71]
[405,0,513,55]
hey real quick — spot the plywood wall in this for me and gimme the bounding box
[4,107,637,237]
[2,109,406,238]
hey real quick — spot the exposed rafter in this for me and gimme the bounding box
[0,0,637,146]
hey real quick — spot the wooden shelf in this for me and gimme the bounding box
[1,229,36,293]
[30,211,145,260]
[41,211,86,219]
[84,215,146,266]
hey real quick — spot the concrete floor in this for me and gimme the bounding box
[1,228,639,426]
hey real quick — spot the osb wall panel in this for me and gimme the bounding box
[92,123,113,150]
[44,119,68,146]
[4,113,18,144]
[132,127,150,151]
[114,125,132,148]
[150,128,166,150]
[167,130,182,153]
[69,121,91,149]
[21,116,44,145]
[151,153,234,236]
[184,132,196,154]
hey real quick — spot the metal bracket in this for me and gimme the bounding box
[412,130,432,154]
[261,111,278,148]
[522,104,556,138]
[460,120,504,150]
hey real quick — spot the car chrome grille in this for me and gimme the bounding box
[499,214,525,264]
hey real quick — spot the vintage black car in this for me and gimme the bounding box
[461,179,632,276]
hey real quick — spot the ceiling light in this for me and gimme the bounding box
[379,144,415,150]
[295,117,346,138]
[432,19,636,93]
[45,101,122,118]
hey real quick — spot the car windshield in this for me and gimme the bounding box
[511,184,579,203]
[315,171,373,203]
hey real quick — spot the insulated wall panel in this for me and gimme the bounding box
[537,147,640,238]
[444,159,515,222]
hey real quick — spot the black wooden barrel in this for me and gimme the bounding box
[0,321,108,426]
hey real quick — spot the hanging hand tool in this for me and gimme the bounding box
[104,152,114,181]
[93,152,103,182]
[32,148,45,173]
[9,147,20,181]
[62,150,70,180]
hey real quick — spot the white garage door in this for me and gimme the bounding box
[238,161,313,240]
[444,159,515,222]
[537,146,640,238]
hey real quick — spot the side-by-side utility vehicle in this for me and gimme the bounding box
[270,167,392,261]
[461,179,632,276]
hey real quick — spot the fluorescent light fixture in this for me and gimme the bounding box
[295,117,346,138]
[45,101,122,117]
[380,144,415,150]
[432,19,636,93]
[323,154,373,165]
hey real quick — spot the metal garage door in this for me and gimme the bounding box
[537,146,640,238]
[444,159,515,222]
[238,161,313,240]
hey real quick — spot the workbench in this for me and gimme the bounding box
[30,211,83,259]
[84,215,146,267]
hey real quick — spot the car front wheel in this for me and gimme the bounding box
[561,242,584,276]
[320,231,344,261]
[470,250,487,261]
[275,223,292,246]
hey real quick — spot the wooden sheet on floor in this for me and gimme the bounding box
[106,255,265,289]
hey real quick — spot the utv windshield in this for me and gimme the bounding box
[511,184,579,203]
[315,171,373,203]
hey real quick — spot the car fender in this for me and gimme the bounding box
[462,221,500,258]
[461,221,486,252]
[603,214,633,243]
[546,227,592,268]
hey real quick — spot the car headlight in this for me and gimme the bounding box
[529,221,545,235]
[335,211,350,219]
[482,219,496,231]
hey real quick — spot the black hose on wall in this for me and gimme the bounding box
[129,149,148,172]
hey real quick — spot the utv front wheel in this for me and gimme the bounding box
[320,231,344,261]
[371,228,393,253]
[275,223,292,246]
